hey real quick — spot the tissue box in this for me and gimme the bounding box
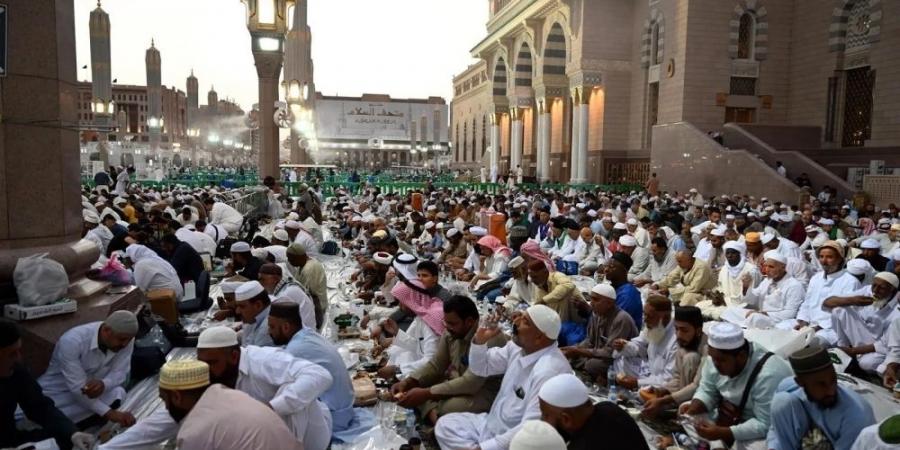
[4,299,77,321]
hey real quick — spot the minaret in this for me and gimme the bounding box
[208,85,218,115]
[89,0,112,166]
[186,69,198,129]
[284,0,315,164]
[145,39,162,155]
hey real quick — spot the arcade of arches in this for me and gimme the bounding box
[451,0,900,186]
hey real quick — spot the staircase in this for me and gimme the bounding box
[651,122,808,204]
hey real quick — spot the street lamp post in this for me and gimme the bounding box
[242,0,294,180]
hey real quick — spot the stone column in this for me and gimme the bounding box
[569,89,582,183]
[577,88,591,183]
[489,113,502,182]
[510,108,524,173]
[538,99,552,183]
[253,52,283,179]
[0,1,141,375]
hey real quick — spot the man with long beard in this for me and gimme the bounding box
[611,295,678,390]
[766,346,875,449]
[640,306,707,418]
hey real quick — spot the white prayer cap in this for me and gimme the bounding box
[83,210,100,224]
[538,373,589,408]
[113,197,128,206]
[689,188,698,193]
[626,218,638,226]
[590,283,616,300]
[508,255,525,269]
[763,250,787,265]
[272,229,290,242]
[818,218,834,226]
[285,220,302,230]
[436,223,445,230]
[446,228,459,238]
[587,209,598,218]
[427,205,437,211]
[576,202,586,209]
[846,258,872,276]
[230,241,251,253]
[235,281,265,302]
[892,249,900,261]
[861,239,881,250]
[470,226,488,236]
[251,248,270,260]
[875,272,899,289]
[725,214,735,220]
[219,281,241,294]
[197,327,239,348]
[424,221,435,230]
[526,304,561,340]
[619,235,637,247]
[748,212,757,218]
[761,233,776,245]
[103,310,138,336]
[804,225,820,233]
[710,227,726,237]
[510,420,567,450]
[373,252,393,266]
[613,222,628,231]
[708,322,746,350]
[836,238,849,249]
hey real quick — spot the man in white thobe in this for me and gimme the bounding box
[775,241,860,347]
[611,295,678,390]
[724,251,806,329]
[175,225,217,256]
[203,199,244,235]
[38,311,138,426]
[100,328,333,450]
[435,305,572,450]
[826,272,900,374]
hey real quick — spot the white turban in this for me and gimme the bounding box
[619,235,637,247]
[846,258,872,276]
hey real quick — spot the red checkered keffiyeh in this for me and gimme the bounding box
[390,279,445,335]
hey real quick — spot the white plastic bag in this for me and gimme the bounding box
[13,253,69,307]
[744,327,816,359]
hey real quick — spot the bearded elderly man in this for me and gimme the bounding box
[776,241,860,347]
[724,251,806,330]
[435,305,572,450]
[641,306,708,419]
[653,250,717,306]
[612,295,678,390]
[825,272,900,374]
[767,346,875,450]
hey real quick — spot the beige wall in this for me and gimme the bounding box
[451,62,492,168]
[453,0,900,182]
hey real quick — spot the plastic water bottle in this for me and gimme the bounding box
[404,409,417,439]
[607,366,618,403]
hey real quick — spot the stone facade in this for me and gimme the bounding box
[451,0,900,184]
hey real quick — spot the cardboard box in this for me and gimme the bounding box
[4,299,77,321]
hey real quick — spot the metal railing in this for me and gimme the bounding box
[282,181,642,198]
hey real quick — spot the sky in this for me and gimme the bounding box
[74,0,488,111]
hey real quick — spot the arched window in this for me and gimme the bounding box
[846,0,872,52]
[737,12,756,59]
[650,23,661,65]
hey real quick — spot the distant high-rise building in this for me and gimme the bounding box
[187,70,198,129]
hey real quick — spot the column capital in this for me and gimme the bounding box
[489,111,505,125]
[510,107,526,121]
[568,70,603,89]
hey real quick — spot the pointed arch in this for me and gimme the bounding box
[492,56,509,97]
[543,23,568,76]
[829,0,883,52]
[641,9,666,68]
[514,41,534,87]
